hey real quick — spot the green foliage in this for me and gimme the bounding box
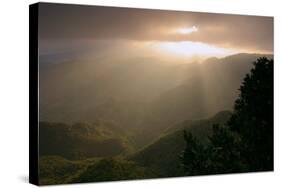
[182,125,244,175]
[181,131,208,175]
[71,158,148,183]
[39,121,133,159]
[39,111,231,184]
[131,130,186,177]
[130,111,231,177]
[38,156,88,185]
[206,124,243,173]
[182,57,273,175]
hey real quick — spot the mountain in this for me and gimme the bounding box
[37,53,273,185]
[39,56,188,127]
[39,111,232,185]
[39,53,273,146]
[39,120,134,159]
[133,53,273,145]
[130,111,232,177]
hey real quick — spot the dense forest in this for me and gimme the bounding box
[38,54,273,185]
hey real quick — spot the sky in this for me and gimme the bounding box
[38,3,273,60]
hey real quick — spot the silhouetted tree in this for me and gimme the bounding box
[228,57,273,171]
[182,57,273,174]
[182,131,208,175]
[206,124,244,173]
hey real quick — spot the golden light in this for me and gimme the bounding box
[177,26,198,34]
[156,41,237,57]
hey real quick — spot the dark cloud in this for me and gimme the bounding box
[38,3,273,52]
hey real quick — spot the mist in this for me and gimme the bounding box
[37,3,273,185]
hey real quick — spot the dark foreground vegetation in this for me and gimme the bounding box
[182,57,273,174]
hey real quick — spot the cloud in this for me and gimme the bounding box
[38,3,273,53]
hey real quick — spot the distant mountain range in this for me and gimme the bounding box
[39,53,273,147]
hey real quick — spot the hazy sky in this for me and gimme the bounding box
[38,3,273,59]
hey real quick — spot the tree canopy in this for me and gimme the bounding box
[182,57,273,175]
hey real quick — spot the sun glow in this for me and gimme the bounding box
[177,26,198,34]
[156,41,237,57]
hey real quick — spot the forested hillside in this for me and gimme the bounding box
[38,55,273,185]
